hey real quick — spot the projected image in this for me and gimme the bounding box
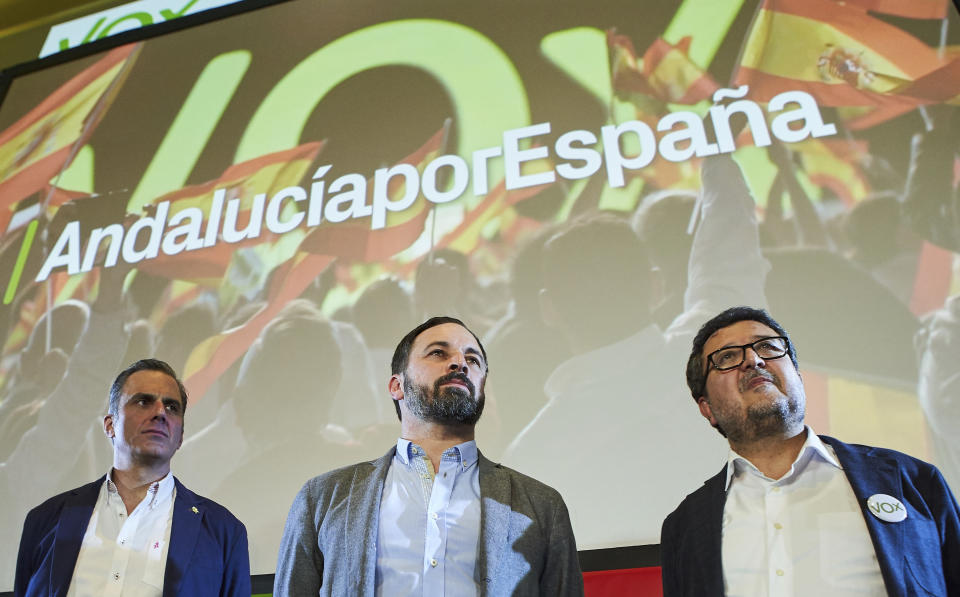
[1,0,958,585]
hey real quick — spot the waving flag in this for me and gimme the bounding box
[842,0,948,20]
[136,141,323,285]
[182,127,447,399]
[0,44,139,211]
[608,31,718,109]
[734,0,944,106]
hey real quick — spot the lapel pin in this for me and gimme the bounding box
[867,494,907,522]
[191,506,199,514]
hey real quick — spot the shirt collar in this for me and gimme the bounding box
[395,438,479,469]
[105,469,175,509]
[724,426,841,490]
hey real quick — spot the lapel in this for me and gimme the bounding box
[476,452,511,591]
[348,448,393,596]
[821,436,904,595]
[50,478,103,597]
[162,478,203,597]
[695,467,727,593]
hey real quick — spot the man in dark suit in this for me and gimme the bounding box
[661,306,960,597]
[14,358,250,597]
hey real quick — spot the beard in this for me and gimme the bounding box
[403,371,484,426]
[714,370,805,444]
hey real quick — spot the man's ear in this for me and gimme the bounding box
[697,397,716,426]
[388,374,404,402]
[103,413,115,441]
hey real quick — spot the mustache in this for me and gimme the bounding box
[739,369,776,392]
[434,371,475,395]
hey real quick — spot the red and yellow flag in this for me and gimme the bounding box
[734,0,944,106]
[790,138,871,206]
[136,141,323,285]
[298,128,444,261]
[842,0,948,20]
[608,32,718,109]
[182,128,446,399]
[0,44,139,212]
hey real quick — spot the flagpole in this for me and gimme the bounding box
[428,118,453,265]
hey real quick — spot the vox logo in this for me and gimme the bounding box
[867,494,907,523]
[39,0,242,58]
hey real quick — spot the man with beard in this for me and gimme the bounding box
[660,306,960,597]
[274,316,583,597]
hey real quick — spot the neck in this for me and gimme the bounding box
[729,425,807,480]
[110,460,170,515]
[401,419,475,473]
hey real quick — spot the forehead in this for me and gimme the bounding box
[411,323,479,354]
[704,320,778,354]
[122,370,182,404]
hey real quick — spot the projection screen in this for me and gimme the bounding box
[1,0,959,585]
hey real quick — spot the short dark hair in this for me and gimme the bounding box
[390,316,487,421]
[685,306,798,402]
[109,358,188,417]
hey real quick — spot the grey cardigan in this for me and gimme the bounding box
[273,446,584,596]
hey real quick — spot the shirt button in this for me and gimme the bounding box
[772,487,781,493]
[120,538,126,544]
[774,523,783,530]
[113,572,120,581]
[432,512,439,520]
[430,559,438,567]
[412,447,418,454]
[776,569,784,577]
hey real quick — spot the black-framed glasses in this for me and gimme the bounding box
[706,336,789,371]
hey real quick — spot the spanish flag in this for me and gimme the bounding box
[734,0,944,106]
[182,128,446,400]
[136,141,323,285]
[297,127,445,261]
[608,32,718,109]
[842,0,948,20]
[790,137,871,206]
[0,44,139,212]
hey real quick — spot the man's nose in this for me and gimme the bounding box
[151,401,168,418]
[740,347,766,369]
[448,354,467,371]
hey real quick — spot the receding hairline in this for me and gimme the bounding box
[119,369,186,406]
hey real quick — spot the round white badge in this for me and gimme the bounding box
[867,494,907,523]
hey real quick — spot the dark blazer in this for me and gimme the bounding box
[273,446,584,597]
[14,476,250,597]
[661,436,960,597]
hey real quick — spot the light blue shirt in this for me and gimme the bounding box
[375,438,481,596]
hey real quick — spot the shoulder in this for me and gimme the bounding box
[663,468,725,532]
[292,451,392,507]
[822,436,942,477]
[25,478,102,525]
[174,479,245,532]
[482,456,566,506]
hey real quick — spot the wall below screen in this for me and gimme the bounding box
[1,545,662,597]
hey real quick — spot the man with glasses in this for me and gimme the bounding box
[660,306,960,597]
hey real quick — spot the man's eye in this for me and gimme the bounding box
[467,356,480,366]
[715,350,738,366]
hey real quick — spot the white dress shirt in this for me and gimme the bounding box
[375,439,481,597]
[66,471,176,597]
[721,428,886,596]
